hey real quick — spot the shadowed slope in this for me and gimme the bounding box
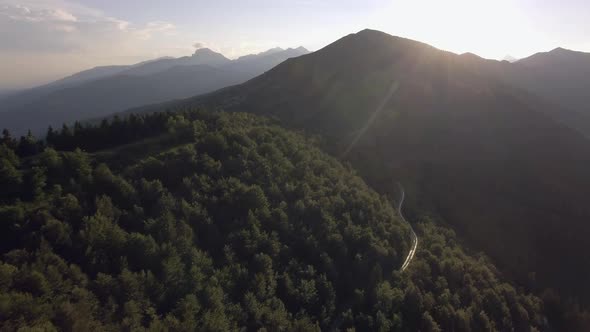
[184,29,590,304]
[459,48,590,137]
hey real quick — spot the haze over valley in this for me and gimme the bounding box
[0,46,308,135]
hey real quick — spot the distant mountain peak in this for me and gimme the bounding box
[184,48,231,67]
[332,28,434,55]
[192,48,227,58]
[193,47,213,54]
[234,46,308,63]
[461,52,484,59]
[544,47,578,57]
[357,28,389,36]
[550,47,569,53]
[517,46,590,68]
[290,46,309,53]
[248,47,285,58]
[264,47,284,54]
[283,46,309,54]
[530,46,590,59]
[503,55,518,62]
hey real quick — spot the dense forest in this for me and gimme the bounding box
[184,29,590,325]
[0,111,551,330]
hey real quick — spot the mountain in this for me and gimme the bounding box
[0,66,130,113]
[0,51,228,118]
[121,48,231,76]
[0,65,252,135]
[231,47,309,72]
[168,29,590,311]
[52,65,132,86]
[511,48,590,127]
[0,59,175,114]
[187,47,232,66]
[503,55,518,62]
[458,47,590,137]
[229,47,310,75]
[0,48,308,136]
[0,110,548,331]
[234,47,285,62]
[518,47,590,67]
[0,89,19,99]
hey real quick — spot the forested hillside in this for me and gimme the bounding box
[183,29,590,314]
[0,111,548,331]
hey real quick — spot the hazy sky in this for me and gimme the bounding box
[1,0,589,90]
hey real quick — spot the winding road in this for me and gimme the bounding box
[397,183,418,272]
[328,183,418,331]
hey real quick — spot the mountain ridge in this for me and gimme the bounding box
[3,28,590,329]
[458,46,590,137]
[166,29,590,307]
[0,46,309,135]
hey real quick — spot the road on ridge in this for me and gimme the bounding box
[397,183,417,271]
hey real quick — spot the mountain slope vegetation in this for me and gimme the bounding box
[0,111,549,331]
[174,29,590,310]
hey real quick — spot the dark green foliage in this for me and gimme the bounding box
[17,131,44,157]
[0,111,547,330]
[45,113,172,152]
[0,129,44,160]
[405,219,547,332]
[184,29,590,327]
[0,144,22,201]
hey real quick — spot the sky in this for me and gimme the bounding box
[1,0,590,90]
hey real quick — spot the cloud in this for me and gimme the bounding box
[52,8,76,21]
[0,0,193,88]
[0,5,80,52]
[1,3,77,22]
[193,42,205,50]
[51,23,74,32]
[135,21,177,40]
[0,1,178,53]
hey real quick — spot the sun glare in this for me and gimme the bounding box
[373,0,545,59]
